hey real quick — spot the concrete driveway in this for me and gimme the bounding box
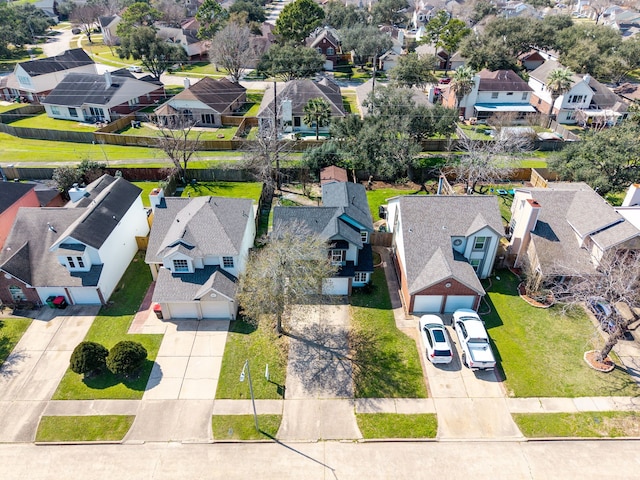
[41,26,74,57]
[0,306,98,442]
[278,304,361,441]
[418,322,523,440]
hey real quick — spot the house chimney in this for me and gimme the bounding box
[68,184,87,203]
[184,77,191,89]
[622,184,640,207]
[149,187,165,211]
[509,196,541,267]
[104,70,112,89]
[583,73,591,85]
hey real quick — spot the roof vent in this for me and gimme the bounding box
[47,222,57,233]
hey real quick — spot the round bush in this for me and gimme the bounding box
[70,341,109,376]
[106,341,148,376]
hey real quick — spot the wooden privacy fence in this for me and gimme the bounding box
[370,232,392,247]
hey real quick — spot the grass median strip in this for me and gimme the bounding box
[212,415,282,440]
[351,268,428,399]
[513,412,640,438]
[356,413,437,439]
[36,415,135,442]
[0,317,32,367]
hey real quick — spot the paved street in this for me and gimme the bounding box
[3,440,640,479]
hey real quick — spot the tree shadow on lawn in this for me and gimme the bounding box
[81,359,155,392]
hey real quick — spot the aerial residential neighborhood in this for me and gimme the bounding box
[1,0,640,477]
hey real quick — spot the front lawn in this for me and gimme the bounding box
[53,253,163,400]
[350,268,428,398]
[215,318,288,399]
[8,113,98,132]
[181,181,263,203]
[366,187,426,222]
[356,413,437,439]
[484,271,640,398]
[0,317,32,367]
[513,412,640,438]
[211,414,282,440]
[36,415,134,442]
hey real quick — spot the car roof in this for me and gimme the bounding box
[456,317,487,338]
[420,314,444,328]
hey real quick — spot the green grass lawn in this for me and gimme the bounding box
[119,124,238,141]
[132,181,163,207]
[366,187,426,222]
[181,181,263,202]
[36,415,134,442]
[356,413,437,439]
[0,104,19,114]
[513,412,640,438]
[0,317,32,368]
[350,268,427,398]
[215,318,287,399]
[242,92,264,117]
[8,113,98,132]
[53,253,163,400]
[458,123,495,140]
[170,62,229,77]
[342,93,359,115]
[212,414,281,440]
[484,271,640,398]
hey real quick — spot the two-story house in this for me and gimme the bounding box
[446,69,536,121]
[386,195,504,314]
[0,175,149,306]
[0,183,40,250]
[508,183,640,284]
[145,190,257,320]
[306,27,341,71]
[528,60,628,125]
[272,182,374,296]
[0,49,96,103]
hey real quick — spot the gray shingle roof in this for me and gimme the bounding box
[145,196,254,264]
[321,182,373,232]
[257,79,346,119]
[153,265,237,302]
[18,48,93,77]
[157,77,246,115]
[272,206,362,246]
[395,195,503,294]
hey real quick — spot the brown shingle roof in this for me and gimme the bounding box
[166,77,246,114]
[477,69,532,92]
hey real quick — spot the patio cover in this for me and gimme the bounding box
[474,104,536,113]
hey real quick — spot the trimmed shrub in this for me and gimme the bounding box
[106,341,148,376]
[70,341,109,376]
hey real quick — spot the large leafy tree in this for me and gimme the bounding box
[547,123,640,195]
[0,3,53,57]
[439,18,470,71]
[370,0,408,26]
[340,25,393,70]
[303,98,332,140]
[545,67,573,120]
[604,37,640,85]
[196,0,229,39]
[257,44,324,80]
[236,222,337,335]
[556,23,621,77]
[460,35,519,72]
[274,0,325,45]
[116,2,162,38]
[389,53,437,90]
[209,22,252,83]
[118,26,187,79]
[229,0,266,24]
[323,1,366,29]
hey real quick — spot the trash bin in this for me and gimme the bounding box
[52,296,67,309]
[46,296,57,308]
[153,303,163,319]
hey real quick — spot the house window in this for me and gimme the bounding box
[506,92,514,96]
[470,259,481,272]
[51,106,60,115]
[491,92,499,99]
[173,259,189,272]
[354,272,368,283]
[327,47,335,55]
[566,111,576,120]
[77,257,85,268]
[569,95,584,104]
[67,256,75,268]
[89,107,104,117]
[316,47,322,53]
[68,107,78,117]
[223,256,234,268]
[8,286,25,302]
[330,250,345,264]
[521,92,528,100]
[360,231,368,243]
[294,117,301,127]
[202,113,215,124]
[128,97,140,107]
[17,75,31,86]
[473,237,487,250]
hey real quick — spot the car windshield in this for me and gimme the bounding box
[432,329,446,343]
[434,350,451,356]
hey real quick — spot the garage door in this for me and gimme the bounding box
[68,288,101,304]
[167,302,199,319]
[322,278,349,295]
[201,300,231,319]
[444,295,476,313]
[413,295,443,313]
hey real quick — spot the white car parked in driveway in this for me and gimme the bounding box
[419,314,453,364]
[452,309,496,370]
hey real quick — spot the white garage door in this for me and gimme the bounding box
[413,295,443,313]
[167,302,199,319]
[444,295,476,313]
[201,301,230,319]
[68,288,101,304]
[322,278,349,295]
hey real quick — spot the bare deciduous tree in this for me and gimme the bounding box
[151,113,203,182]
[236,222,338,335]
[71,3,102,43]
[449,129,534,193]
[548,251,640,363]
[209,22,254,83]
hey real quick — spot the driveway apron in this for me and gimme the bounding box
[278,304,361,441]
[0,306,98,442]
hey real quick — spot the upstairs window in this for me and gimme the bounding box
[223,256,234,268]
[473,237,487,250]
[326,47,335,55]
[67,256,75,268]
[360,231,368,244]
[470,258,481,272]
[330,250,346,264]
[506,92,514,96]
[491,92,499,99]
[173,259,189,272]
